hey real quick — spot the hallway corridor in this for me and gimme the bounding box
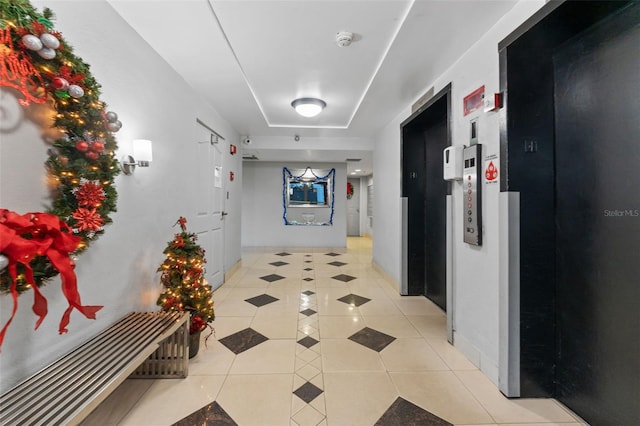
[82,238,583,425]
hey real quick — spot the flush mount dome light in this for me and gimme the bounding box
[291,98,326,118]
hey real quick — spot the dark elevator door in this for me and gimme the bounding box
[553,6,640,425]
[402,92,449,309]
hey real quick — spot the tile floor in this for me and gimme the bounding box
[82,237,585,426]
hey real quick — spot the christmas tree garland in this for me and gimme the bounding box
[0,1,120,348]
[157,218,215,336]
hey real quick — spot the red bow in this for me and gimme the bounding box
[0,209,102,350]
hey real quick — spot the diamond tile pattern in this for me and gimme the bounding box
[297,336,319,348]
[293,381,324,404]
[260,273,285,282]
[304,267,313,271]
[245,294,279,307]
[269,261,289,267]
[375,397,452,426]
[327,261,347,267]
[304,260,312,263]
[172,401,238,426]
[348,327,396,352]
[332,274,357,282]
[87,245,568,426]
[337,293,371,307]
[219,328,269,354]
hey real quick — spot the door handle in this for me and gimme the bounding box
[221,211,229,217]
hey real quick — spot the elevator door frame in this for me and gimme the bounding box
[400,84,452,315]
[498,0,634,401]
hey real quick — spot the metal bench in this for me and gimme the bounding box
[0,311,189,426]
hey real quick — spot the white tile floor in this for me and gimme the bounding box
[82,237,585,426]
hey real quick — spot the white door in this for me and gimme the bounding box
[347,178,360,236]
[192,121,224,290]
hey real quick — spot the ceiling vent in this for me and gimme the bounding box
[336,31,353,47]
[345,158,361,162]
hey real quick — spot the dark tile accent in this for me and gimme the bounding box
[269,261,289,267]
[172,401,238,426]
[260,273,285,282]
[332,274,356,282]
[275,252,291,257]
[304,254,312,257]
[304,260,313,263]
[219,328,268,354]
[293,381,324,404]
[303,277,314,282]
[302,290,315,295]
[375,397,452,426]
[337,293,371,307]
[325,252,341,257]
[349,327,396,352]
[304,267,313,271]
[327,261,347,267]
[245,294,279,307]
[300,308,317,317]
[297,336,319,349]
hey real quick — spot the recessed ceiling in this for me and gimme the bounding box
[108,0,519,172]
[210,0,412,129]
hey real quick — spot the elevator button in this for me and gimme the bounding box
[467,217,472,223]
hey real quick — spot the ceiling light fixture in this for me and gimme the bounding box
[291,98,326,118]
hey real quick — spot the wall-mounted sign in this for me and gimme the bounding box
[484,153,499,184]
[214,166,222,188]
[463,85,485,116]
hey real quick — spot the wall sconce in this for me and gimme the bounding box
[121,139,153,175]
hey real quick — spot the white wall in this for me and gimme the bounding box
[372,0,545,385]
[359,176,374,238]
[242,161,347,248]
[0,0,241,391]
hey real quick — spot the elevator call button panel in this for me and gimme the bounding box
[463,144,482,245]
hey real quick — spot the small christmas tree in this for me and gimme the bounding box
[157,217,214,334]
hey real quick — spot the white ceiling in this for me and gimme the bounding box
[108,0,518,176]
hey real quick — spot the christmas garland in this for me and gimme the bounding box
[282,167,336,225]
[0,1,120,347]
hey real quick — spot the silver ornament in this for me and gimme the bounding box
[108,120,122,132]
[21,34,43,51]
[105,111,118,122]
[40,33,60,49]
[37,47,56,60]
[68,85,85,98]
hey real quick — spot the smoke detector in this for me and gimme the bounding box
[336,31,353,47]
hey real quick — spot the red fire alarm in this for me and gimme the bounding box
[230,144,237,155]
[229,171,234,181]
